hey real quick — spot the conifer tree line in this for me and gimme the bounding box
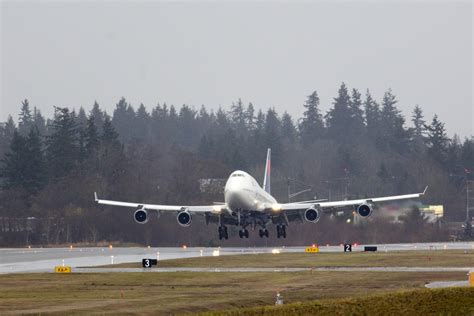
[0,83,472,246]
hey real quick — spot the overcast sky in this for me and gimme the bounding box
[1,1,472,137]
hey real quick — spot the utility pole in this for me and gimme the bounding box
[449,170,473,240]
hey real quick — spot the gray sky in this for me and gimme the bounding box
[1,1,472,137]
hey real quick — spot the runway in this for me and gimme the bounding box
[74,266,474,273]
[425,280,469,288]
[1,241,473,274]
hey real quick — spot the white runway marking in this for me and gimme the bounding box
[425,281,469,288]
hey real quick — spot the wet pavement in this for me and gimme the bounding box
[1,242,473,274]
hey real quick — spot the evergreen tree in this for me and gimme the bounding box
[112,97,134,142]
[18,99,33,135]
[46,107,78,178]
[263,108,282,163]
[326,83,352,142]
[230,99,247,134]
[215,107,229,130]
[90,101,105,132]
[135,103,151,142]
[32,107,47,136]
[364,89,380,139]
[1,131,27,189]
[425,114,449,164]
[102,117,120,147]
[281,112,297,144]
[460,138,474,173]
[255,109,265,131]
[4,115,16,143]
[100,117,124,183]
[76,107,88,131]
[245,103,255,130]
[198,105,212,129]
[300,91,324,145]
[177,105,198,148]
[85,116,100,158]
[151,103,167,145]
[348,88,365,136]
[24,127,46,193]
[379,89,409,152]
[411,105,426,152]
[446,135,461,174]
[1,128,45,194]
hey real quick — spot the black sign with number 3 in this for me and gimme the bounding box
[142,258,158,268]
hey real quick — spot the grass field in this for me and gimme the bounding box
[206,287,474,316]
[1,250,472,314]
[0,271,468,314]
[102,249,474,268]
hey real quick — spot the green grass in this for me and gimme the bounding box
[0,271,467,314]
[206,287,474,316]
[100,250,474,268]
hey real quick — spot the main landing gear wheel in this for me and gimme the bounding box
[238,229,249,238]
[258,229,269,238]
[218,226,228,240]
[276,225,286,239]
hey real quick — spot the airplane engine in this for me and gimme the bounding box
[177,210,192,227]
[357,203,373,218]
[304,208,320,223]
[134,209,148,224]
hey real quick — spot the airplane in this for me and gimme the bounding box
[95,148,427,240]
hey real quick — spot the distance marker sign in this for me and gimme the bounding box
[54,266,71,273]
[305,246,319,253]
[142,258,158,268]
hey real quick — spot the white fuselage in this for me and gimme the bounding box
[224,170,277,213]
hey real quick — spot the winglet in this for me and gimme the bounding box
[422,186,428,195]
[94,192,98,201]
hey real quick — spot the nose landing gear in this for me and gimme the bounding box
[218,226,228,240]
[276,225,286,238]
[258,228,269,238]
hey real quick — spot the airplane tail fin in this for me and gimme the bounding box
[263,148,271,194]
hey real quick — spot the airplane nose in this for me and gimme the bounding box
[225,185,246,211]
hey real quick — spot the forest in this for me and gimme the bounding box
[0,82,473,246]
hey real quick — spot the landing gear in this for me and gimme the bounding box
[239,229,249,239]
[259,228,269,238]
[218,226,228,240]
[276,225,286,239]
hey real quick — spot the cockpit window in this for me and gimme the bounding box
[232,174,244,177]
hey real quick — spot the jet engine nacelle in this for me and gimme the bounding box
[304,208,320,223]
[177,210,192,227]
[357,203,373,218]
[134,209,148,224]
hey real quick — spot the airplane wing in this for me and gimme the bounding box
[272,186,428,212]
[94,192,225,214]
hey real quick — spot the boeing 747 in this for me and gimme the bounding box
[95,149,426,239]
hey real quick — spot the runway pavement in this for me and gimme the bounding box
[425,280,469,288]
[1,242,473,274]
[74,266,474,273]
